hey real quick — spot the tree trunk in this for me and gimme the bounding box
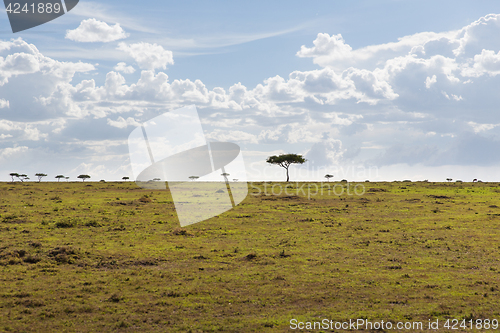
[286,168,289,182]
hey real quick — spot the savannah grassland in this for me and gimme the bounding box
[0,181,500,332]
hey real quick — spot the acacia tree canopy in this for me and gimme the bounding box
[77,174,91,182]
[17,174,29,182]
[266,154,306,182]
[35,173,47,182]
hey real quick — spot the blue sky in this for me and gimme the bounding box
[2,1,500,181]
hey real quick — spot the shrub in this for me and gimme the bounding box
[55,220,75,228]
[138,195,152,203]
[84,220,101,227]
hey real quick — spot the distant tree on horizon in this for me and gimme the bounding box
[221,173,230,182]
[9,173,28,182]
[446,178,452,182]
[78,174,91,182]
[266,154,306,182]
[188,176,199,181]
[35,173,47,182]
[17,174,29,182]
[55,175,65,182]
[325,174,334,182]
[122,176,130,181]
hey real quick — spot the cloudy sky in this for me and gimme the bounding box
[2,0,500,182]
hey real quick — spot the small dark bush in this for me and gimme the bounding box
[171,228,189,236]
[84,220,101,227]
[108,294,122,303]
[23,256,41,264]
[55,220,75,228]
[48,247,78,264]
[245,253,257,260]
[138,196,152,203]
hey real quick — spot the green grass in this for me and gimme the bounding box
[0,181,499,332]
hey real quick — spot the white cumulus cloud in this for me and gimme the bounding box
[462,49,500,77]
[0,98,9,108]
[468,121,498,133]
[113,62,135,74]
[65,19,129,43]
[425,75,437,88]
[0,146,28,160]
[107,116,141,129]
[117,42,174,71]
[297,33,353,61]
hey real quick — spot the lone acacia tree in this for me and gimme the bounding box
[325,174,334,182]
[35,173,47,182]
[55,175,65,182]
[78,174,91,182]
[9,173,18,182]
[266,153,306,182]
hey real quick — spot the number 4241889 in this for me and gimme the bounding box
[444,319,498,330]
[5,2,62,14]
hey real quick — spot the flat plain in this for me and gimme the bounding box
[0,181,499,332]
